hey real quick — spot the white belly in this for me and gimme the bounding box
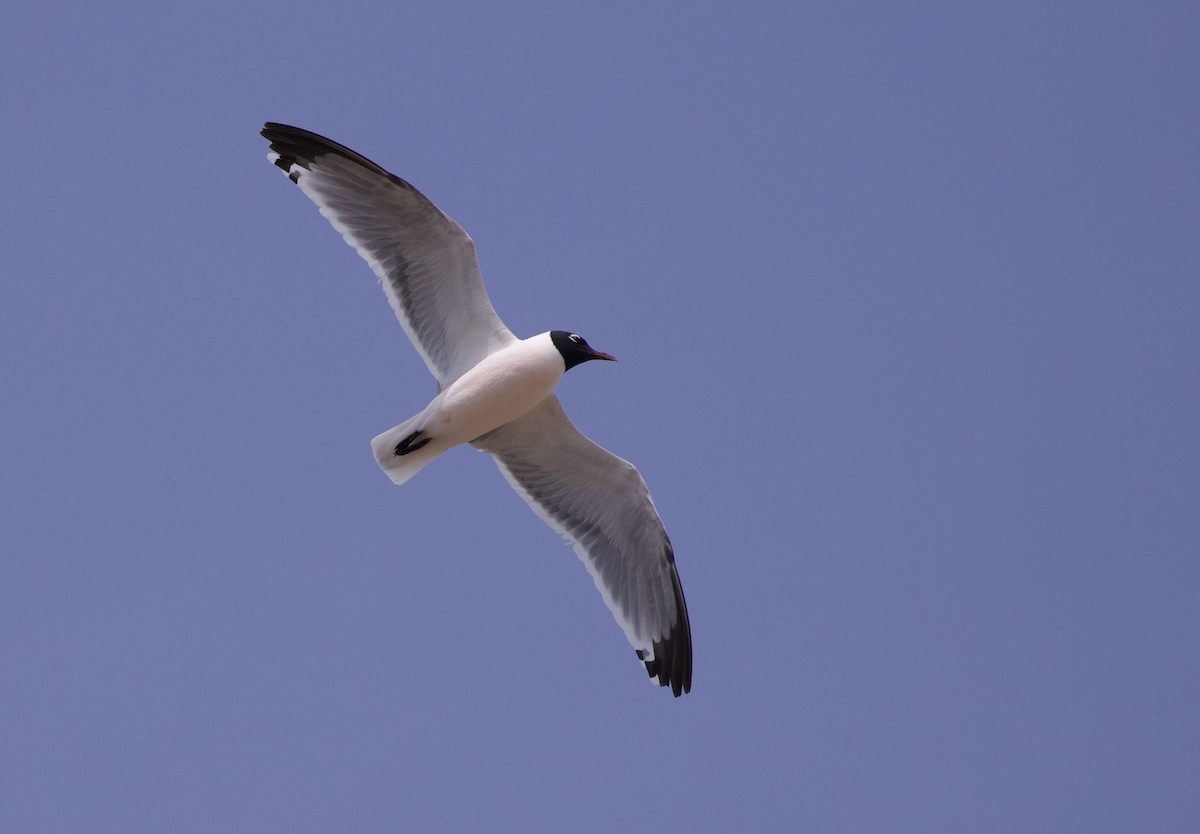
[424,339,563,444]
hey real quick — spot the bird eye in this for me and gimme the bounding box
[569,334,584,344]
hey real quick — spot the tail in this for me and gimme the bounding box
[370,415,444,485]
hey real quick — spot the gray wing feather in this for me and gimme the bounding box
[262,123,516,386]
[473,396,692,696]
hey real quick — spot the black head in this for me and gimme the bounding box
[550,331,617,371]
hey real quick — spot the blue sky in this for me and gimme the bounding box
[3,2,1198,831]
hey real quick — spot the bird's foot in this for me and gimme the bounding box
[393,430,432,456]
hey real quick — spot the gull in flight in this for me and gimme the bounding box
[261,123,692,696]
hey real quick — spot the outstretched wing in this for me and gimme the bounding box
[262,123,515,386]
[473,396,692,696]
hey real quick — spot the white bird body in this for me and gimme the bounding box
[262,123,693,696]
[372,333,567,485]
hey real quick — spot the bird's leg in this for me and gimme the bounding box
[393,430,433,456]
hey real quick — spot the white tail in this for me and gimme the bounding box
[370,415,444,485]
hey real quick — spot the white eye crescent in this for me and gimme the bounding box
[569,334,584,344]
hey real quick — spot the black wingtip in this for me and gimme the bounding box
[261,123,335,183]
[639,549,693,697]
[260,122,415,191]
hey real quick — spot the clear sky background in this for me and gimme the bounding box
[3,2,1198,831]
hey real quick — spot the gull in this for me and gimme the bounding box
[261,123,692,696]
